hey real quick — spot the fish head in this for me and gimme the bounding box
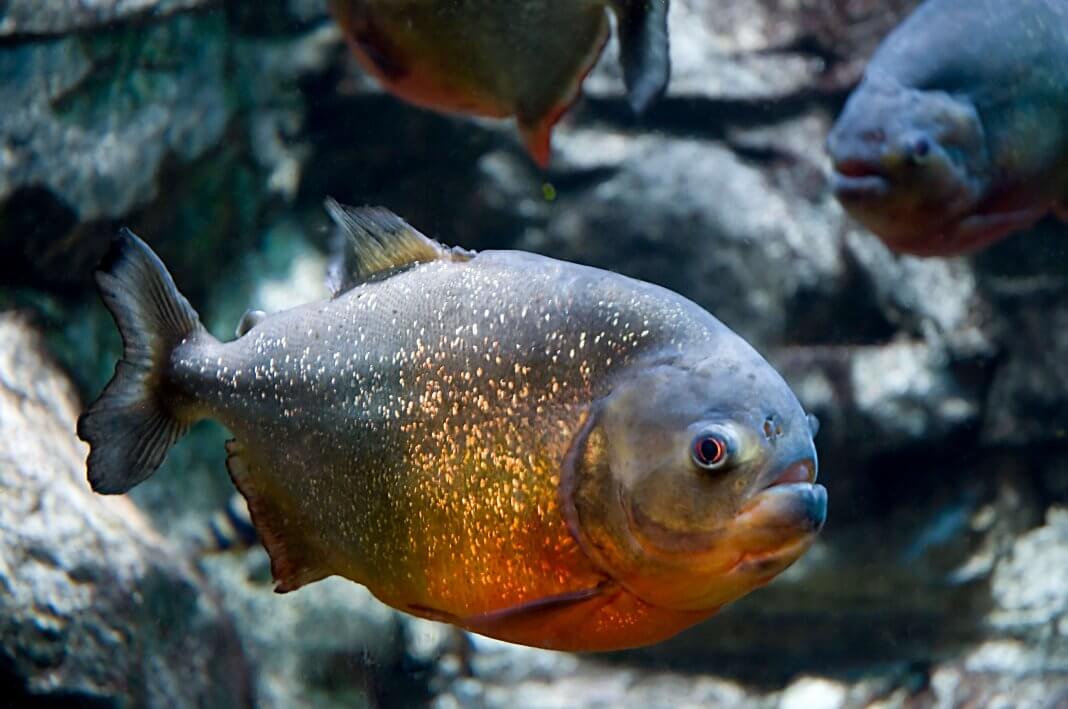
[827,76,993,254]
[562,340,825,612]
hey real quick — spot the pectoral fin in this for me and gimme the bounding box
[610,0,671,113]
[951,207,1047,251]
[409,582,618,647]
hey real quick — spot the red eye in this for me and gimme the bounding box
[692,434,728,470]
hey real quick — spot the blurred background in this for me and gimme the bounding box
[0,0,1066,706]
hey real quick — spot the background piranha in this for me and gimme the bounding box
[78,200,825,652]
[827,0,1068,256]
[329,0,670,166]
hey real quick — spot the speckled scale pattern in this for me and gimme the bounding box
[169,250,721,619]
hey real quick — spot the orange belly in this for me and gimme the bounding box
[458,585,719,653]
[331,1,609,166]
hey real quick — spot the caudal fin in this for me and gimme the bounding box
[611,0,671,113]
[77,229,203,494]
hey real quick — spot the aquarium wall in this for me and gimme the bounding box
[1,0,1067,707]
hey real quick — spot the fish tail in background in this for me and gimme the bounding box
[611,0,671,113]
[199,493,259,553]
[77,229,206,495]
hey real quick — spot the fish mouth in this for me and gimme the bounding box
[740,481,827,530]
[832,171,890,202]
[830,157,890,201]
[739,456,826,537]
[766,458,816,487]
[608,456,826,612]
[727,476,827,584]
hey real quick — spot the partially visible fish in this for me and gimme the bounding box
[78,200,824,652]
[330,0,670,166]
[205,494,259,553]
[827,0,1068,256]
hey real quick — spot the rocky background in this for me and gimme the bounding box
[1,0,1067,707]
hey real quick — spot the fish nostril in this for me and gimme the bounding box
[762,415,785,441]
[861,128,886,144]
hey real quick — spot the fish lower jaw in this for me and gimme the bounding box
[723,532,818,582]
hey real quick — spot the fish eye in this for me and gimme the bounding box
[907,136,932,162]
[691,432,730,471]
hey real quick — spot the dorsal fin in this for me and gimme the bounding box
[324,198,471,297]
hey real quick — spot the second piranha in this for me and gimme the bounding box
[330,0,671,166]
[828,0,1068,256]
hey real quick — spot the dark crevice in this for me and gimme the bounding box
[0,653,116,709]
[576,92,820,143]
[0,187,85,294]
[783,247,897,347]
[763,33,848,68]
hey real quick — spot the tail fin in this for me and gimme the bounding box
[611,0,671,113]
[77,229,203,494]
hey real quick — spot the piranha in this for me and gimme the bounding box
[826,0,1068,256]
[78,200,825,652]
[329,0,670,167]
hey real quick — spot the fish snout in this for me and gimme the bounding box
[742,452,826,535]
[779,481,827,534]
[828,125,893,203]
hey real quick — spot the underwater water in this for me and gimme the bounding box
[1,0,1067,707]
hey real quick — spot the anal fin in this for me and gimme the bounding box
[225,439,331,593]
[518,117,554,169]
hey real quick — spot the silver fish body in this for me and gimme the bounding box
[79,204,824,651]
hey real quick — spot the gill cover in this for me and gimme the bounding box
[562,355,824,612]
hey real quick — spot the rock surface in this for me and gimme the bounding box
[0,14,228,221]
[0,314,251,707]
[0,0,210,36]
[0,5,339,295]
